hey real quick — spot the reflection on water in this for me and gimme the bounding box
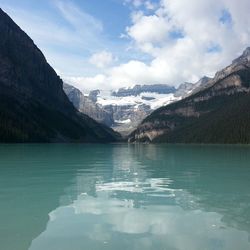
[0,144,250,250]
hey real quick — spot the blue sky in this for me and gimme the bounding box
[0,0,135,74]
[0,0,250,91]
[1,0,130,37]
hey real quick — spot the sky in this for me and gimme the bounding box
[1,0,250,92]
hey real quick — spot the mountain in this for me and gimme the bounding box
[129,47,250,143]
[64,84,180,136]
[0,8,119,142]
[174,76,212,98]
[63,84,114,127]
[64,80,210,136]
[112,84,176,97]
[98,81,210,135]
[174,82,194,97]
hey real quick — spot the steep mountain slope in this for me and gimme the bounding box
[63,84,114,127]
[174,76,212,97]
[129,48,250,143]
[0,8,119,142]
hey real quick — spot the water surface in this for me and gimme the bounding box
[0,144,250,250]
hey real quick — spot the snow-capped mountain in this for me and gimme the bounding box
[64,79,209,136]
[96,88,179,135]
[111,84,176,97]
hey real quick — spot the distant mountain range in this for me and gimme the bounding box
[128,47,250,143]
[0,9,119,142]
[112,84,176,97]
[63,79,207,136]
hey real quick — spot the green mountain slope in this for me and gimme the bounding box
[129,48,250,144]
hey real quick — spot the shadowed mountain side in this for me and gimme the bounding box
[0,8,120,142]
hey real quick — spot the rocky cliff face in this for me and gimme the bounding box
[112,84,176,97]
[129,47,250,143]
[174,76,212,97]
[63,84,177,136]
[63,83,114,127]
[63,83,83,108]
[0,8,119,142]
[63,84,152,136]
[104,103,152,136]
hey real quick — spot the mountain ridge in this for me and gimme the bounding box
[112,84,176,97]
[63,78,209,136]
[0,8,119,142]
[128,47,250,143]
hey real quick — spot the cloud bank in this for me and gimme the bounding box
[2,0,250,91]
[66,0,250,91]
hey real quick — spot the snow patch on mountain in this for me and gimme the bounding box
[115,119,131,124]
[97,91,179,110]
[63,78,210,136]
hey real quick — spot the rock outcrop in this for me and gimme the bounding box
[63,84,114,127]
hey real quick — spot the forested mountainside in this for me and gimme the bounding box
[129,47,250,144]
[0,8,119,142]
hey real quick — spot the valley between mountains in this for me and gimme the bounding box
[64,48,250,144]
[0,8,250,144]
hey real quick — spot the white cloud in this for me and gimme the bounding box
[54,0,103,35]
[64,74,108,92]
[3,0,250,91]
[89,51,114,68]
[127,14,170,45]
[145,1,156,10]
[66,0,250,91]
[109,0,250,88]
[124,0,157,10]
[1,0,113,77]
[124,0,143,8]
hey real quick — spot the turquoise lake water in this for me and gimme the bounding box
[0,144,250,250]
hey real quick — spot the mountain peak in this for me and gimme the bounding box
[242,47,250,56]
[232,47,250,64]
[195,76,211,85]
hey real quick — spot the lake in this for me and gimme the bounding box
[0,144,250,250]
